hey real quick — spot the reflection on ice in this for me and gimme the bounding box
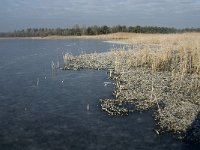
[87,104,90,111]
[36,77,39,86]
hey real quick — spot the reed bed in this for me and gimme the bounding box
[63,32,200,142]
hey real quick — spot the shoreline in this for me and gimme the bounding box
[0,36,86,40]
[0,32,132,40]
[62,38,200,143]
[0,37,44,40]
[0,35,132,45]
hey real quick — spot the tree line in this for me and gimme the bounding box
[0,25,200,37]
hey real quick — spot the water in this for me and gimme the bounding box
[0,39,199,150]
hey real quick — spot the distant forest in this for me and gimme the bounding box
[0,25,200,37]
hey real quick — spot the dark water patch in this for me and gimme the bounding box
[184,112,200,145]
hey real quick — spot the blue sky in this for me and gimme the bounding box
[0,0,199,32]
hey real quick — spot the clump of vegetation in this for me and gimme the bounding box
[63,32,200,142]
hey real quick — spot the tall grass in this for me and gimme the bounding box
[63,32,200,75]
[106,33,200,75]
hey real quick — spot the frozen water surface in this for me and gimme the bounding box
[0,39,199,150]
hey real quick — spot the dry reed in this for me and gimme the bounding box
[63,32,200,141]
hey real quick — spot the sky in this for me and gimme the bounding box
[0,0,199,32]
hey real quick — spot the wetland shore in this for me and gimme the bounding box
[2,32,200,142]
[63,32,200,143]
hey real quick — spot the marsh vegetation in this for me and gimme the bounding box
[63,32,200,142]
